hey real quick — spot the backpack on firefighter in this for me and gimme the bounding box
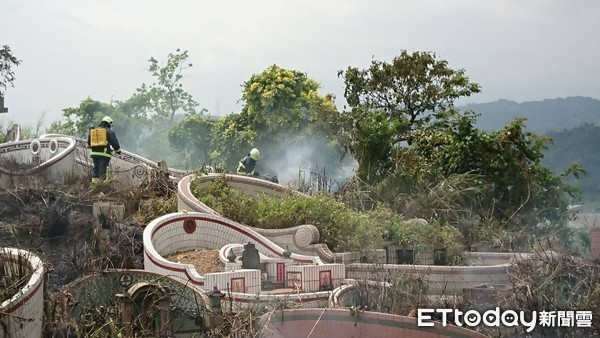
[89,127,108,147]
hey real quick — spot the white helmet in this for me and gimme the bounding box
[102,116,114,128]
[250,148,260,161]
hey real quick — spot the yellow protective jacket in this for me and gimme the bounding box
[87,122,120,158]
[237,156,258,176]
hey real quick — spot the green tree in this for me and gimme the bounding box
[49,50,204,168]
[240,64,340,147]
[48,98,117,137]
[209,112,256,170]
[47,96,186,166]
[338,51,480,182]
[415,113,581,223]
[241,65,344,176]
[0,45,21,94]
[378,112,583,249]
[168,114,216,169]
[207,64,343,173]
[135,49,199,125]
[243,65,312,132]
[337,108,397,183]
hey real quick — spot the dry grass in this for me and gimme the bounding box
[499,246,600,337]
[0,250,33,304]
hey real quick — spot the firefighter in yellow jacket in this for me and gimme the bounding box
[87,116,121,183]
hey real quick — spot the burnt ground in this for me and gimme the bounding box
[0,185,226,289]
[0,187,146,291]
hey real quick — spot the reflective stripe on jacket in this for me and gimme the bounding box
[90,148,112,158]
[237,156,256,175]
[88,123,120,158]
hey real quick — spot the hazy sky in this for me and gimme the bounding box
[2,0,599,128]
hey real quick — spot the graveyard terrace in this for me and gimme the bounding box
[173,173,530,296]
[143,212,346,305]
[0,129,533,337]
[0,134,531,302]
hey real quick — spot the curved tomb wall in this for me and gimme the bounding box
[20,134,191,185]
[143,213,321,286]
[143,213,345,299]
[41,134,188,181]
[177,174,337,262]
[0,248,45,338]
[0,138,77,188]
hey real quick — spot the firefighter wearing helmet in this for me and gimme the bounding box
[87,116,121,183]
[237,148,261,177]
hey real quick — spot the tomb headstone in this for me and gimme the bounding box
[241,243,260,270]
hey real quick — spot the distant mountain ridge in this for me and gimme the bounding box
[462,96,600,134]
[460,96,600,201]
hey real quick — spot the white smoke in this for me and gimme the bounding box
[260,136,357,192]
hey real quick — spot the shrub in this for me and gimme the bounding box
[191,177,463,255]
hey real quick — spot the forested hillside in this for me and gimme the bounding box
[464,97,600,201]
